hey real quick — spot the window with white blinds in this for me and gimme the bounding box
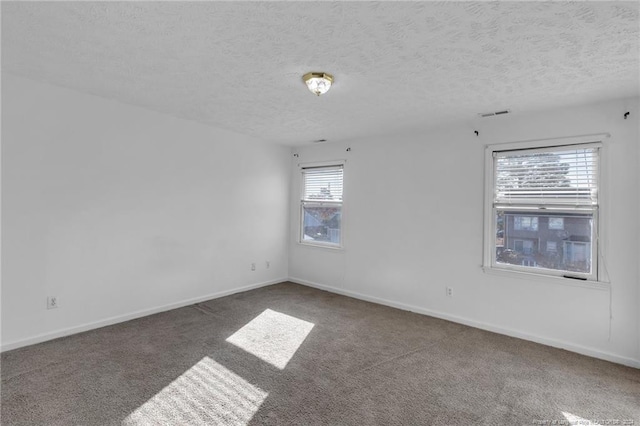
[494,145,599,207]
[302,166,343,202]
[484,139,603,282]
[300,164,344,247]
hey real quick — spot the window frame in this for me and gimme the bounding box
[298,161,345,249]
[483,134,608,284]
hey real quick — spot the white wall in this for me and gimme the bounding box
[1,74,290,350]
[3,74,638,368]
[289,97,640,367]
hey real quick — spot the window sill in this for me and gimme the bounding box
[297,241,344,251]
[482,266,610,290]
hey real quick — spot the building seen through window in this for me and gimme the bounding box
[496,212,592,273]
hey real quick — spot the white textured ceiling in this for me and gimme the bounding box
[2,2,639,145]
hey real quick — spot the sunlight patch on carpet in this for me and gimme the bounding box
[123,356,267,425]
[562,412,603,426]
[226,309,314,369]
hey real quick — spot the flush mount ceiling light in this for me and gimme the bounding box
[303,72,333,96]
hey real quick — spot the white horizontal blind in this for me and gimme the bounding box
[494,145,599,206]
[302,166,343,202]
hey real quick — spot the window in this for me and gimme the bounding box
[514,239,535,255]
[548,217,564,230]
[300,164,343,247]
[485,137,602,281]
[514,216,538,231]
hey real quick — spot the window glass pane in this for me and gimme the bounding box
[302,205,341,244]
[488,142,600,280]
[495,211,593,274]
[300,164,344,247]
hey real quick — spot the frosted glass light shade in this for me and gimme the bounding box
[303,72,333,96]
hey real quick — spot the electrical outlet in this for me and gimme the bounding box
[265,261,270,269]
[47,296,58,309]
[251,263,256,271]
[446,287,453,297]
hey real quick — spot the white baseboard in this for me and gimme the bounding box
[288,277,640,369]
[1,278,286,352]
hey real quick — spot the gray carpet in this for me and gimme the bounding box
[2,282,639,425]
